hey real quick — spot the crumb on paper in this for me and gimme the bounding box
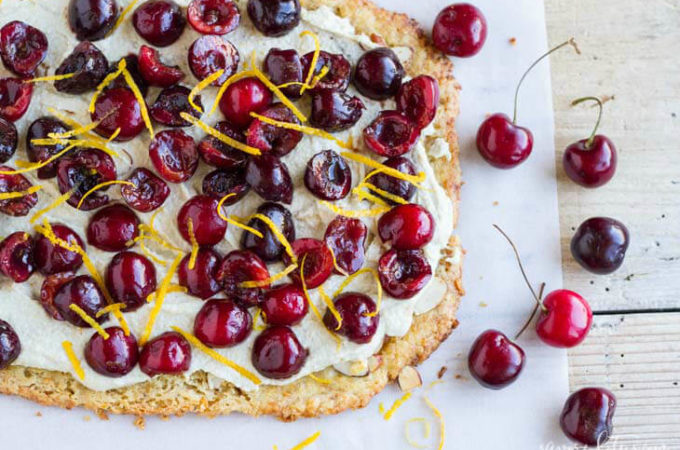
[134,416,146,430]
[160,415,170,421]
[455,374,466,381]
[509,37,517,46]
[492,201,499,206]
[437,366,448,379]
[83,415,91,422]
[600,94,615,105]
[96,410,109,421]
[479,301,488,308]
[454,279,465,295]
[35,411,42,417]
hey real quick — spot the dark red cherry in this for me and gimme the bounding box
[564,135,617,188]
[261,283,308,326]
[571,217,629,275]
[476,113,533,169]
[0,118,17,163]
[85,327,139,377]
[354,48,404,100]
[378,204,435,250]
[198,120,248,169]
[178,248,222,299]
[217,250,270,307]
[149,129,199,183]
[323,292,378,344]
[324,216,367,275]
[304,150,351,201]
[0,320,20,369]
[366,156,417,205]
[54,275,108,327]
[284,238,333,289]
[202,168,250,204]
[0,232,35,282]
[247,0,300,37]
[263,48,303,99]
[133,0,186,47]
[468,329,525,389]
[378,249,432,299]
[0,168,38,216]
[188,35,239,86]
[301,50,351,94]
[309,91,364,132]
[40,272,76,320]
[536,289,593,348]
[56,149,117,210]
[68,0,119,41]
[87,204,140,252]
[188,0,240,35]
[252,325,307,379]
[219,77,273,130]
[26,117,70,179]
[246,154,293,204]
[105,251,157,311]
[92,87,145,142]
[0,21,48,77]
[363,111,419,157]
[106,54,149,97]
[240,202,295,262]
[194,298,252,347]
[138,45,185,87]
[246,103,302,156]
[55,41,109,94]
[396,75,440,130]
[139,331,192,376]
[150,85,201,127]
[34,224,84,275]
[121,167,170,212]
[0,77,33,122]
[177,194,227,245]
[560,387,616,447]
[432,3,487,57]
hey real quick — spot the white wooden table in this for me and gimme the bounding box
[546,0,680,446]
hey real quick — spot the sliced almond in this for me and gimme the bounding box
[368,355,383,373]
[398,366,422,392]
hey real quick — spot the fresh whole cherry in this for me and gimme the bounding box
[85,327,139,377]
[0,232,35,282]
[177,195,228,246]
[245,154,293,204]
[247,0,301,37]
[55,41,109,94]
[251,325,307,379]
[105,251,157,312]
[218,77,272,129]
[468,329,525,389]
[536,289,592,348]
[193,298,252,347]
[0,319,21,369]
[139,331,192,376]
[560,387,616,447]
[178,248,222,299]
[353,47,405,100]
[87,204,140,252]
[323,292,379,344]
[68,0,119,41]
[378,204,435,250]
[187,0,241,35]
[0,21,48,77]
[132,0,186,47]
[432,3,487,57]
[261,283,308,326]
[571,217,629,275]
[217,249,270,307]
[34,224,84,275]
[92,87,145,142]
[53,275,108,327]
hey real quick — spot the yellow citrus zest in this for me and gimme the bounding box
[289,431,321,450]
[30,188,75,224]
[405,418,432,449]
[319,200,390,218]
[140,253,183,345]
[327,246,349,277]
[383,392,412,420]
[301,255,342,349]
[95,302,127,318]
[68,304,110,339]
[89,58,127,113]
[49,118,102,139]
[26,72,76,83]
[342,151,426,186]
[250,112,352,149]
[62,341,85,380]
[139,240,168,266]
[76,180,134,209]
[332,267,382,317]
[216,194,264,238]
[122,65,154,139]
[146,284,187,303]
[239,263,297,289]
[318,284,342,331]
[352,186,390,207]
[424,396,445,450]
[110,0,140,34]
[308,373,333,385]
[249,52,307,123]
[189,68,225,113]
[1,143,78,175]
[187,218,199,270]
[299,30,321,95]
[180,113,262,156]
[208,69,256,115]
[253,308,267,331]
[245,213,296,263]
[362,182,409,205]
[0,185,42,200]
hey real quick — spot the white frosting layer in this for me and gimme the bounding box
[0,0,456,391]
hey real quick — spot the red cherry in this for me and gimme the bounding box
[55,41,109,94]
[0,320,20,369]
[353,48,404,100]
[0,167,38,216]
[560,387,616,447]
[468,330,525,389]
[149,129,199,183]
[139,331,192,376]
[105,251,157,312]
[40,272,76,320]
[188,35,239,86]
[571,217,629,275]
[304,149,352,201]
[198,121,249,169]
[202,168,249,204]
[85,327,139,377]
[363,110,419,158]
[0,77,33,122]
[194,298,252,347]
[251,325,307,379]
[323,292,379,344]
[34,224,84,275]
[261,283,308,326]
[26,117,70,179]
[149,85,201,127]
[396,75,440,130]
[0,231,35,282]
[187,0,240,35]
[138,45,185,87]
[247,0,300,37]
[378,204,435,250]
[246,103,302,156]
[0,118,17,163]
[378,249,431,299]
[121,167,170,212]
[68,0,118,41]
[218,77,272,129]
[245,154,293,204]
[240,202,295,262]
[0,21,48,77]
[132,0,186,47]
[56,149,117,211]
[284,238,333,289]
[324,216,367,275]
[178,248,222,299]
[476,113,534,169]
[217,249,270,307]
[177,195,227,246]
[92,87,145,142]
[432,3,487,57]
[264,48,303,99]
[54,275,108,327]
[536,289,592,348]
[87,204,140,252]
[301,50,351,94]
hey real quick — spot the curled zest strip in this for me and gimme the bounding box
[1,143,77,175]
[180,113,262,156]
[30,188,75,224]
[341,151,426,186]
[362,182,409,205]
[0,185,43,200]
[424,396,445,450]
[216,194,264,238]
[62,341,85,381]
[139,240,168,266]
[299,30,321,95]
[121,66,154,139]
[209,70,256,116]
[146,284,187,303]
[187,218,199,270]
[404,418,432,449]
[140,253,183,345]
[319,200,390,218]
[189,69,224,114]
[252,308,266,331]
[68,304,110,339]
[331,267,382,318]
[383,392,412,420]
[289,431,321,450]
[247,213,297,263]
[89,58,127,113]
[326,245,349,277]
[239,263,296,289]
[96,302,127,318]
[308,373,333,385]
[300,255,342,349]
[352,186,390,207]
[76,180,135,209]
[318,284,342,330]
[249,52,308,123]
[250,112,352,149]
[26,72,76,83]
[109,0,140,35]
[49,118,102,139]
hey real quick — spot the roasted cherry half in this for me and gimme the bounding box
[149,129,199,183]
[87,204,140,252]
[138,45,185,87]
[0,77,33,122]
[284,238,333,289]
[0,169,38,216]
[187,0,240,35]
[0,232,35,282]
[261,283,308,326]
[56,149,117,210]
[55,41,109,94]
[68,0,119,41]
[264,48,303,99]
[188,35,239,86]
[323,292,379,344]
[378,204,435,250]
[150,85,202,127]
[0,21,48,77]
[397,75,440,130]
[304,150,351,201]
[26,117,70,179]
[202,168,250,204]
[301,50,351,94]
[177,195,227,246]
[247,0,300,37]
[92,87,145,142]
[324,216,367,275]
[198,121,249,169]
[246,103,303,156]
[309,91,364,132]
[363,111,419,157]
[0,118,17,163]
[354,48,404,100]
[218,77,272,129]
[139,331,192,376]
[85,327,139,377]
[194,298,252,347]
[178,248,222,300]
[246,154,293,204]
[0,320,20,369]
[378,249,432,299]
[54,275,108,327]
[571,217,629,275]
[105,251,157,312]
[240,202,295,262]
[560,387,616,447]
[536,289,593,348]
[366,156,417,205]
[432,3,488,58]
[34,224,84,275]
[40,272,76,320]
[468,329,525,389]
[121,167,170,212]
[133,0,186,47]
[251,325,307,379]
[217,250,270,307]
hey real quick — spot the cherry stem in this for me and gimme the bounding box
[571,96,603,147]
[515,282,546,340]
[512,38,580,124]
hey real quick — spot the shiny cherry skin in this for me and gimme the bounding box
[301,50,351,94]
[121,167,170,212]
[92,87,145,142]
[105,251,157,312]
[0,168,38,216]
[202,168,250,204]
[240,202,295,262]
[563,135,617,188]
[107,54,149,96]
[247,0,300,37]
[218,77,272,129]
[0,77,33,122]
[0,118,17,163]
[324,216,367,275]
[246,154,293,204]
[194,298,252,347]
[536,289,592,348]
[284,238,333,289]
[353,47,405,100]
[363,111,420,158]
[309,91,364,132]
[87,204,140,252]
[138,45,185,87]
[378,204,435,250]
[55,41,109,94]
[150,85,201,127]
[0,21,48,77]
[397,75,440,130]
[264,48,303,99]
[366,156,417,205]
[432,3,487,57]
[139,331,192,376]
[378,249,432,299]
[476,113,534,169]
[149,129,199,183]
[177,195,227,246]
[198,121,248,169]
[34,224,84,275]
[188,0,240,35]
[0,232,35,282]
[571,217,629,275]
[246,103,303,156]
[26,117,70,179]
[133,0,186,47]
[560,387,616,447]
[0,320,20,369]
[304,150,352,201]
[323,292,379,344]
[40,272,76,320]
[178,248,222,300]
[56,149,117,210]
[217,250,270,307]
[468,329,525,389]
[188,35,239,86]
[54,275,108,327]
[251,325,307,379]
[261,283,308,326]
[85,327,139,377]
[68,0,119,41]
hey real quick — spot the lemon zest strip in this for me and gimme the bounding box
[341,151,426,186]
[146,284,186,303]
[318,284,342,331]
[299,30,321,95]
[95,302,127,318]
[110,0,140,34]
[248,213,297,263]
[0,185,42,200]
[0,143,78,175]
[29,137,119,158]
[252,308,267,331]
[76,180,134,209]
[331,267,382,317]
[68,304,110,339]
[239,263,297,289]
[62,341,85,380]
[308,373,333,385]
[140,253,183,345]
[188,69,224,113]
[362,182,409,205]
[290,431,321,450]
[208,70,256,116]
[180,113,262,156]
[326,246,349,277]
[48,119,101,139]
[352,186,390,207]
[122,65,154,139]
[216,194,264,238]
[405,418,432,449]
[249,53,307,123]
[30,188,75,224]
[89,58,127,113]
[187,218,199,270]
[383,392,412,420]
[139,241,168,266]
[27,72,76,83]
[250,112,352,149]
[319,200,390,218]
[301,255,341,349]
[424,396,445,450]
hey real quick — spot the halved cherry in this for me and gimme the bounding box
[378,204,435,250]
[133,0,186,47]
[105,251,157,312]
[150,85,201,127]
[396,75,440,130]
[0,232,35,282]
[198,120,249,169]
[309,91,364,132]
[85,327,139,377]
[55,41,109,94]
[246,154,293,204]
[26,117,71,179]
[106,54,149,97]
[0,118,17,163]
[138,45,185,87]
[0,168,38,216]
[364,111,419,157]
[0,21,48,77]
[217,249,270,307]
[378,249,432,299]
[54,275,108,327]
[0,320,20,370]
[365,156,417,205]
[177,194,227,246]
[304,150,351,201]
[194,298,252,347]
[202,168,250,204]
[301,51,351,94]
[121,167,170,212]
[187,0,240,35]
[218,77,272,130]
[261,283,308,326]
[0,78,33,122]
[92,87,145,142]
[34,224,84,275]
[252,325,307,379]
[323,292,379,344]
[149,129,199,183]
[178,248,222,299]
[139,331,192,376]
[87,204,140,252]
[188,35,239,86]
[68,0,119,41]
[56,148,117,210]
[324,216,367,275]
[263,48,303,99]
[246,103,302,156]
[40,271,76,320]
[240,202,295,262]
[283,238,333,289]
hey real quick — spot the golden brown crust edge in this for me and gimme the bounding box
[0,0,463,421]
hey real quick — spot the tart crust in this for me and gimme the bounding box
[0,0,462,420]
